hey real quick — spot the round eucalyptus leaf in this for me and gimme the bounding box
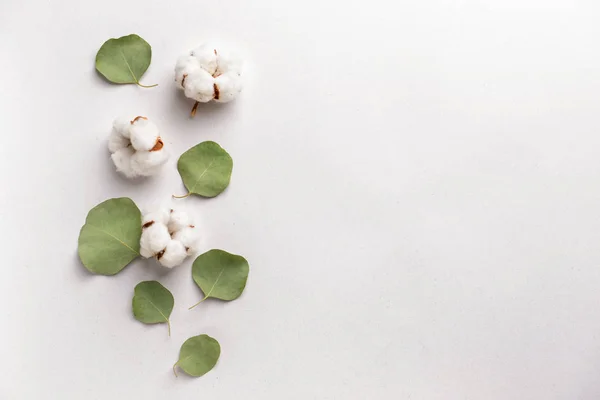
[95,34,156,87]
[78,197,141,275]
[176,141,233,198]
[132,281,174,336]
[173,334,221,377]
[191,250,249,307]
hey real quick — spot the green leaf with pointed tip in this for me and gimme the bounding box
[95,34,156,87]
[191,250,249,305]
[176,141,233,198]
[78,198,141,275]
[132,281,174,336]
[173,334,221,377]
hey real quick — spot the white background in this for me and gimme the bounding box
[1,0,600,398]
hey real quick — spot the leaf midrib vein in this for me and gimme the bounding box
[119,48,138,83]
[87,224,139,255]
[189,159,216,193]
[141,295,170,323]
[204,269,225,298]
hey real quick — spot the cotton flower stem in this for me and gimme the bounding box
[190,101,200,117]
[136,82,158,88]
[188,296,209,310]
[167,319,171,337]
[172,192,191,199]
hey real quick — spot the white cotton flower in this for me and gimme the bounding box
[175,43,243,115]
[167,209,192,232]
[111,147,136,178]
[142,209,170,226]
[173,227,200,255]
[107,116,169,178]
[139,222,171,258]
[140,209,200,268]
[159,240,188,268]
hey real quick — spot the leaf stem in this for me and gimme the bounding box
[167,319,171,337]
[172,192,191,199]
[188,296,209,310]
[136,82,158,88]
[191,101,200,117]
[173,361,179,377]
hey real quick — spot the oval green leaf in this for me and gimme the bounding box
[190,249,249,309]
[132,281,174,336]
[173,334,221,377]
[78,197,141,275]
[95,34,156,87]
[176,141,233,198]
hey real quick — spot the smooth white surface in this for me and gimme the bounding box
[1,0,600,398]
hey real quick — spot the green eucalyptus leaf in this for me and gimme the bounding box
[95,34,157,88]
[175,141,233,199]
[132,281,174,336]
[78,197,141,275]
[173,334,221,377]
[189,249,249,309]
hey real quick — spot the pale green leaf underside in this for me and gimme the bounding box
[192,249,249,301]
[78,198,141,275]
[132,281,174,326]
[177,141,233,198]
[174,334,221,377]
[95,34,153,85]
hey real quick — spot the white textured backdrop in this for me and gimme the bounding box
[2,0,600,398]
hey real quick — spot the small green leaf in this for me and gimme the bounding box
[175,141,233,199]
[189,249,249,309]
[132,281,174,337]
[95,34,157,87]
[78,197,141,275]
[173,334,221,377]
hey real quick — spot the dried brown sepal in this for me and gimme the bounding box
[150,138,164,152]
[156,249,166,260]
[131,116,148,124]
[213,83,220,100]
[142,221,155,229]
[181,74,187,88]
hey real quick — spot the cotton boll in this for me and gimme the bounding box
[175,44,244,111]
[184,70,215,103]
[176,58,203,90]
[214,74,242,103]
[173,227,200,255]
[113,116,131,138]
[215,49,243,75]
[158,240,188,268]
[108,129,129,153]
[130,150,169,177]
[108,116,168,178]
[142,209,170,226]
[190,44,218,75]
[111,147,137,178]
[140,222,171,258]
[130,118,160,151]
[175,55,196,75]
[168,210,192,233]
